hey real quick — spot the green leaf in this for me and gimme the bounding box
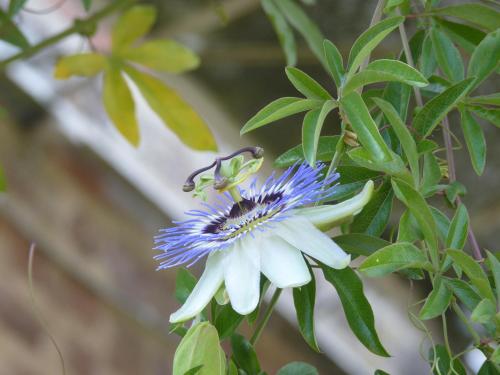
[443,277,481,312]
[468,29,500,90]
[173,322,226,375]
[373,98,419,185]
[293,271,320,352]
[351,180,393,237]
[478,361,499,375]
[7,0,28,16]
[446,249,496,303]
[391,178,438,264]
[360,242,430,277]
[333,234,390,257]
[347,147,406,176]
[120,40,200,73]
[81,0,92,11]
[446,204,469,250]
[323,40,344,88]
[124,66,217,151]
[274,136,339,168]
[414,78,474,137]
[330,166,380,201]
[429,345,466,375]
[382,81,411,122]
[54,53,106,79]
[468,93,500,107]
[0,166,6,192]
[434,18,486,54]
[275,0,327,67]
[419,277,453,320]
[444,181,467,205]
[322,266,389,357]
[347,16,404,79]
[230,334,261,375]
[302,101,337,166]
[112,5,156,51]
[261,0,297,66]
[102,66,140,146]
[175,268,197,304]
[471,299,496,324]
[242,97,322,134]
[214,305,244,340]
[0,9,30,49]
[468,105,500,128]
[343,59,428,95]
[277,362,318,375]
[420,152,441,196]
[460,108,486,175]
[184,365,203,375]
[486,251,500,305]
[341,91,392,161]
[430,27,464,83]
[285,67,332,100]
[432,4,500,32]
[430,207,451,243]
[419,34,437,78]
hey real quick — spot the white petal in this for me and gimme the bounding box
[294,180,374,231]
[259,236,311,288]
[276,216,350,269]
[224,235,261,315]
[169,251,225,323]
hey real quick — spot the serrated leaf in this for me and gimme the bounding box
[468,29,500,90]
[430,27,464,83]
[341,91,392,161]
[443,277,481,312]
[302,100,337,166]
[293,270,320,352]
[360,242,430,277]
[322,266,389,357]
[277,362,319,375]
[275,0,327,67]
[124,66,217,151]
[120,40,199,73]
[54,53,106,79]
[351,180,393,237]
[333,234,390,257]
[112,5,156,51]
[446,204,469,250]
[468,105,500,128]
[173,322,226,375]
[432,4,500,32]
[460,108,486,175]
[419,277,453,320]
[0,9,30,49]
[261,0,297,66]
[374,98,419,185]
[323,40,344,88]
[414,78,474,137]
[274,136,339,168]
[242,97,323,134]
[347,16,404,78]
[285,67,332,100]
[231,334,260,375]
[102,66,140,146]
[446,249,495,303]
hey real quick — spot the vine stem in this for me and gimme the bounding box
[360,0,385,72]
[0,0,135,69]
[452,302,481,345]
[249,288,282,345]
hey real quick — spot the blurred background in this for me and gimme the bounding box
[0,0,498,374]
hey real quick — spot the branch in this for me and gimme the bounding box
[0,0,136,69]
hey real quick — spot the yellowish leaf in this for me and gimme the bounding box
[124,66,217,151]
[112,5,156,51]
[120,39,200,73]
[102,66,140,146]
[54,53,106,79]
